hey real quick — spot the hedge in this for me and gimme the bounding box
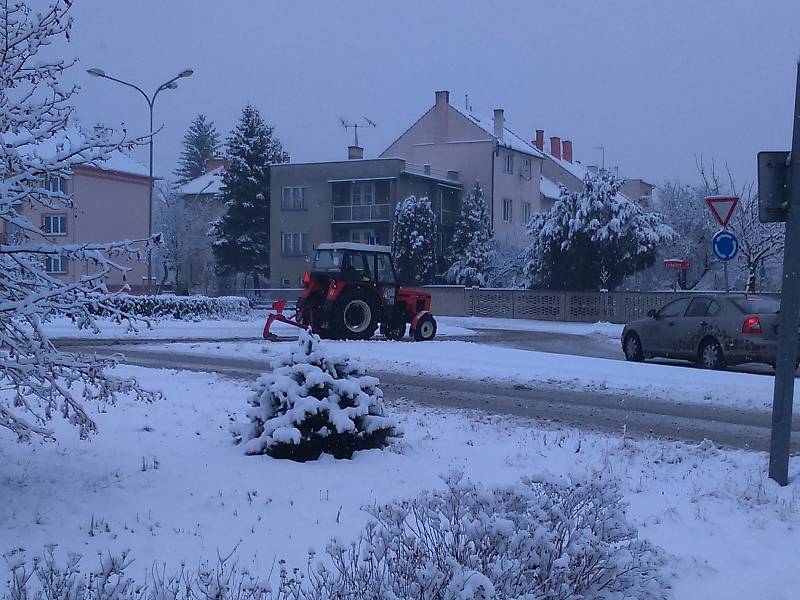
[98,294,251,320]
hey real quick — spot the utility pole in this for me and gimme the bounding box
[769,61,800,486]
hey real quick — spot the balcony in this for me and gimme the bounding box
[332,203,391,223]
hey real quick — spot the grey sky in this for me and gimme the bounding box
[66,0,800,187]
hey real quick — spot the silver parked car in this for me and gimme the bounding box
[621,294,786,370]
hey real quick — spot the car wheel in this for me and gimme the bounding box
[333,291,378,340]
[412,314,437,341]
[623,332,645,362]
[699,339,726,370]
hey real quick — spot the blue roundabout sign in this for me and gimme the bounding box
[712,229,739,262]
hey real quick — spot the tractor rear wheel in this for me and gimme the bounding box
[332,290,378,340]
[412,313,437,341]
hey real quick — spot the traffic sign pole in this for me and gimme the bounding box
[769,61,800,487]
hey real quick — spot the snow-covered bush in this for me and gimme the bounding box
[8,472,668,599]
[313,470,669,599]
[231,329,397,461]
[446,181,493,287]
[94,295,251,320]
[523,170,675,291]
[392,195,437,286]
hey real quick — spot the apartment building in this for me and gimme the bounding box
[380,90,545,247]
[270,154,462,287]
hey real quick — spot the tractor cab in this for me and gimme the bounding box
[263,242,436,342]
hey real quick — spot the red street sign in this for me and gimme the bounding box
[705,196,739,228]
[664,259,690,270]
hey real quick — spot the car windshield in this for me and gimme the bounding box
[731,296,780,314]
[313,249,343,272]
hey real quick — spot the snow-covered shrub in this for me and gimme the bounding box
[3,547,303,600]
[392,195,438,286]
[93,295,251,320]
[311,471,669,599]
[231,330,397,461]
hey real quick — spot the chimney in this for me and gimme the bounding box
[446,169,459,181]
[562,140,573,163]
[550,136,561,160]
[348,145,364,160]
[534,129,544,151]
[493,109,504,141]
[435,90,450,106]
[205,157,229,172]
[423,164,431,175]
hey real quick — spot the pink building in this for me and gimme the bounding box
[381,90,546,247]
[4,151,152,293]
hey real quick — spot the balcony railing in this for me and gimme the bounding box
[332,203,391,223]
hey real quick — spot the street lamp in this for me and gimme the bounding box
[86,66,193,293]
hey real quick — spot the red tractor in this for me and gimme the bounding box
[263,242,437,341]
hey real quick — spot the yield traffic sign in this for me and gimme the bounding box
[705,196,739,228]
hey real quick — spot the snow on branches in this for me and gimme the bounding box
[391,195,437,286]
[231,329,397,461]
[0,0,157,440]
[523,170,675,291]
[446,180,493,287]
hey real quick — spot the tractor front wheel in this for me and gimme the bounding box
[332,290,379,340]
[412,313,437,341]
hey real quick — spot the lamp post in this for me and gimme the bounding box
[86,67,193,294]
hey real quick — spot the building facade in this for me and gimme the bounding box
[175,158,229,295]
[270,157,462,287]
[380,90,545,247]
[4,160,152,293]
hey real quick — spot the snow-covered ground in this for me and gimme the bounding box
[137,338,794,413]
[1,365,797,599]
[440,316,623,338]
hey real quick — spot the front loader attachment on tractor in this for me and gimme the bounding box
[262,299,306,340]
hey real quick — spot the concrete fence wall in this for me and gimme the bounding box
[245,286,767,325]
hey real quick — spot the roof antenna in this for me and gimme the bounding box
[465,94,472,112]
[340,117,376,147]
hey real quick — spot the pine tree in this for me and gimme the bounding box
[391,195,437,286]
[522,170,675,291]
[231,329,397,461]
[211,105,289,287]
[445,180,493,286]
[173,114,221,185]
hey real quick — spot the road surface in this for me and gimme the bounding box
[69,343,800,453]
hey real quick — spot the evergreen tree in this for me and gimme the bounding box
[522,170,674,291]
[211,104,289,287]
[391,195,438,286]
[445,180,493,286]
[173,114,221,184]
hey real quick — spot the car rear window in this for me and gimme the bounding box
[731,297,780,314]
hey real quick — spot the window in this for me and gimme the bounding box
[350,229,377,244]
[657,298,691,318]
[706,300,722,316]
[44,255,67,274]
[44,176,65,193]
[522,201,532,225]
[341,251,372,282]
[42,214,67,235]
[502,198,512,223]
[731,296,780,314]
[281,232,307,256]
[503,153,514,174]
[351,182,375,205]
[375,253,394,283]
[685,298,712,317]
[281,187,306,210]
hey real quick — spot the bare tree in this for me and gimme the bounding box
[0,0,157,440]
[727,180,784,293]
